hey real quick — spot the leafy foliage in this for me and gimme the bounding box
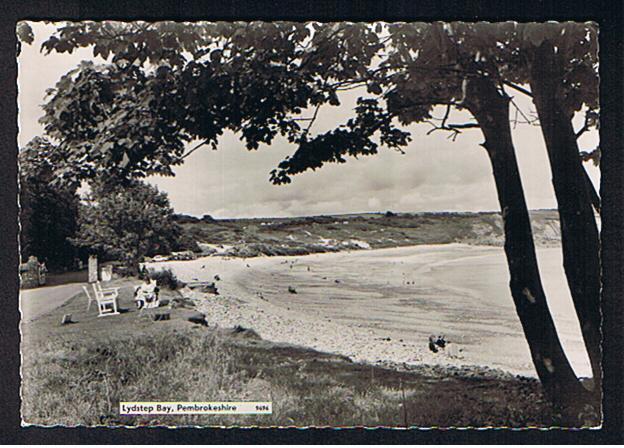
[16,22,34,56]
[38,21,388,187]
[34,21,598,188]
[70,181,183,271]
[19,138,81,269]
[17,22,34,44]
[41,61,192,185]
[270,98,410,183]
[147,268,180,290]
[379,22,598,122]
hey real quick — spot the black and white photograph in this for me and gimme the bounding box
[16,19,606,429]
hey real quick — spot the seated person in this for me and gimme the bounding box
[134,277,160,309]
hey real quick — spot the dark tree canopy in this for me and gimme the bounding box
[19,137,81,269]
[16,21,34,56]
[30,21,598,190]
[37,21,387,187]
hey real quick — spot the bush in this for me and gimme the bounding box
[114,265,134,278]
[148,268,179,290]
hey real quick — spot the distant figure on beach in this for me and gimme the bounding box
[429,335,447,353]
[436,335,447,348]
[428,335,438,353]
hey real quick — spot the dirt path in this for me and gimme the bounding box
[20,283,85,323]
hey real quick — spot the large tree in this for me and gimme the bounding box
[451,22,602,387]
[19,137,80,270]
[35,21,386,187]
[526,31,601,388]
[25,20,601,420]
[71,181,183,273]
[269,21,600,413]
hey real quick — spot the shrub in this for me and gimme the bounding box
[114,265,134,278]
[148,268,179,290]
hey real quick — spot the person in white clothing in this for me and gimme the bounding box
[134,277,159,309]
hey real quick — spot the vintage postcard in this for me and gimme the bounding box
[17,20,602,429]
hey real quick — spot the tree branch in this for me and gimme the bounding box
[446,123,480,130]
[503,81,533,97]
[298,103,323,141]
[425,119,480,141]
[335,82,369,92]
[576,109,598,140]
[509,98,539,127]
[179,139,211,161]
[441,104,451,128]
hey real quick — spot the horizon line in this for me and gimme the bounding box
[175,208,561,221]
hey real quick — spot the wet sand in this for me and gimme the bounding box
[146,243,591,378]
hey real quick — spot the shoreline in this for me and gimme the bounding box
[146,243,590,379]
[187,287,531,383]
[148,244,528,377]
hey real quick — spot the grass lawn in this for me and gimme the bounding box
[21,278,581,428]
[44,269,89,287]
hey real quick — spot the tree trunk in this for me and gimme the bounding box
[529,42,602,388]
[463,77,592,416]
[583,167,601,215]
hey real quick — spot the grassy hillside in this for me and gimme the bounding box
[177,210,562,258]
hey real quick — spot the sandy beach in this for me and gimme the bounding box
[146,243,591,379]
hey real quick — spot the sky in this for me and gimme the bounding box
[17,22,600,219]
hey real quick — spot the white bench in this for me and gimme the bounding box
[92,282,120,317]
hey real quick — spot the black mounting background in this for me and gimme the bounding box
[1,0,621,444]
